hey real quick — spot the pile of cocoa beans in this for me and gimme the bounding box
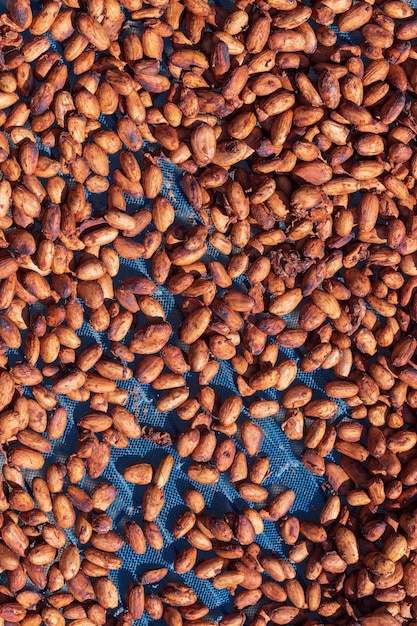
[0,0,416,624]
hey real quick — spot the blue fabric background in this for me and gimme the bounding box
[4,3,356,622]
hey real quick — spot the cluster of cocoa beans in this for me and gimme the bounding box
[0,0,417,624]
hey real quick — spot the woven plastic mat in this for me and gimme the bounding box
[8,159,349,622]
[2,2,359,623]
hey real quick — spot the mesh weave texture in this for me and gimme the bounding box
[3,2,360,623]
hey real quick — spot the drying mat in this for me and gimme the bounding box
[1,1,366,623]
[6,156,350,623]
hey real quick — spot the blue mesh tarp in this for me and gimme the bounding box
[8,158,348,622]
[2,1,360,623]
